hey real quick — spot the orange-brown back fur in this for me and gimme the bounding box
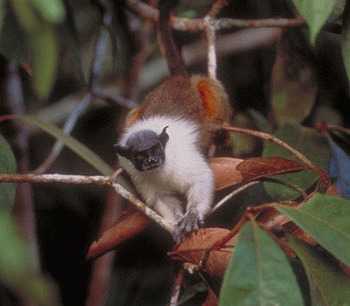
[126,75,232,150]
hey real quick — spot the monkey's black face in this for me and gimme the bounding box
[133,143,165,171]
[115,126,169,172]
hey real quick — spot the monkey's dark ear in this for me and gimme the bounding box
[159,126,169,146]
[114,144,131,159]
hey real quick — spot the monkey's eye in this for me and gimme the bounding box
[135,145,161,160]
[135,151,148,161]
[148,144,162,156]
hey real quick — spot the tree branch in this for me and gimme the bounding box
[0,170,173,234]
[204,16,217,79]
[111,179,173,233]
[125,0,305,32]
[0,172,113,186]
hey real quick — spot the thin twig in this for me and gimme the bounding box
[263,177,308,199]
[204,16,217,79]
[207,0,228,18]
[89,23,112,90]
[93,87,138,109]
[211,181,260,214]
[225,126,315,167]
[224,125,330,187]
[169,268,184,306]
[33,92,92,173]
[209,17,305,31]
[126,0,305,31]
[325,124,350,135]
[0,172,114,186]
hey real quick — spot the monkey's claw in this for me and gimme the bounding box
[173,210,203,243]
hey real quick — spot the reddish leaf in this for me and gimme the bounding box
[87,209,149,259]
[169,228,236,279]
[237,157,307,182]
[339,262,350,277]
[202,285,218,306]
[208,157,244,190]
[326,184,340,196]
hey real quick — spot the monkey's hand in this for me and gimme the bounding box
[174,208,203,243]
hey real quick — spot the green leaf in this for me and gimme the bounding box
[341,2,350,97]
[270,31,317,126]
[0,2,30,63]
[0,0,4,31]
[292,0,338,44]
[6,0,64,98]
[219,221,303,306]
[262,124,330,200]
[231,113,259,156]
[29,26,59,98]
[1,115,114,176]
[278,193,350,266]
[10,0,42,31]
[0,212,59,305]
[288,237,350,305]
[31,0,65,23]
[0,135,17,211]
[10,0,64,29]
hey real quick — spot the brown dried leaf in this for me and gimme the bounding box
[237,157,307,181]
[87,157,256,260]
[208,157,244,190]
[202,285,218,306]
[339,262,350,278]
[169,228,237,279]
[87,209,149,259]
[283,221,317,246]
[326,184,340,196]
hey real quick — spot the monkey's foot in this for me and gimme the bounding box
[173,209,204,243]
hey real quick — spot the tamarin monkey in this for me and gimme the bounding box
[115,0,232,242]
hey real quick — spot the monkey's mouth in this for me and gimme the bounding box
[144,164,160,171]
[143,163,161,171]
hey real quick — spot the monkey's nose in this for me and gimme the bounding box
[148,156,159,164]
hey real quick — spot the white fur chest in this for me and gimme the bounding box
[118,116,208,199]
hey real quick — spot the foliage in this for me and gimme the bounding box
[0,0,65,98]
[292,0,339,44]
[0,136,59,305]
[262,124,331,200]
[219,221,303,306]
[0,134,16,211]
[0,0,350,306]
[0,213,60,306]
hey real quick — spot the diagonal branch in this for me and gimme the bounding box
[207,0,229,18]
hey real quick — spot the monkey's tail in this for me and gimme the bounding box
[157,0,189,77]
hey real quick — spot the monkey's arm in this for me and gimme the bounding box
[175,164,214,239]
